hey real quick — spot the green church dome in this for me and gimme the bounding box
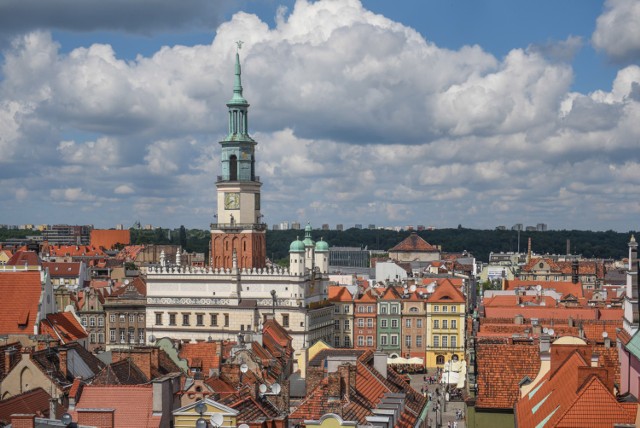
[303,222,314,247]
[315,238,329,252]
[289,237,305,252]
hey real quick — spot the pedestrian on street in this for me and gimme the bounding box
[453,421,458,428]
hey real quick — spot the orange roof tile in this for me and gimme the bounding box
[47,245,106,258]
[328,285,354,302]
[179,342,220,375]
[389,232,439,252]
[0,271,42,334]
[427,279,465,303]
[39,312,88,344]
[6,251,40,266]
[504,279,585,298]
[69,385,161,427]
[42,262,81,277]
[90,229,131,250]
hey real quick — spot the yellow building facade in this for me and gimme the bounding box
[425,280,466,368]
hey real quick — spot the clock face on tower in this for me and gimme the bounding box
[224,192,240,210]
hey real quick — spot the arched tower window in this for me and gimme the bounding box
[229,155,238,181]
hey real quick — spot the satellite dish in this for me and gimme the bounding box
[548,328,555,337]
[240,363,248,373]
[149,335,156,343]
[602,331,608,338]
[124,279,130,285]
[194,401,206,415]
[409,284,417,293]
[259,384,267,394]
[210,413,224,427]
[542,328,548,334]
[271,383,281,395]
[536,284,542,292]
[239,424,250,428]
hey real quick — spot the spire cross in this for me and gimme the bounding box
[235,40,244,52]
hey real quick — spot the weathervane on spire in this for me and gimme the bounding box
[235,40,244,52]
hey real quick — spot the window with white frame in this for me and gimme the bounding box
[443,319,448,329]
[433,319,439,329]
[451,306,457,312]
[442,306,448,312]
[98,317,104,327]
[406,319,412,328]
[358,336,364,346]
[367,318,373,328]
[334,320,340,331]
[442,336,448,348]
[391,319,399,329]
[358,306,364,313]
[381,306,388,314]
[391,306,398,314]
[433,305,439,312]
[110,314,116,323]
[344,305,350,313]
[334,336,340,347]
[405,335,411,347]
[110,329,116,342]
[433,335,439,347]
[380,335,388,345]
[358,318,364,328]
[344,320,350,330]
[367,306,373,313]
[416,335,423,347]
[367,336,373,346]
[344,336,351,347]
[81,317,87,326]
[334,305,340,313]
[417,319,423,328]
[451,319,457,329]
[390,335,398,346]
[381,319,388,328]
[451,336,457,348]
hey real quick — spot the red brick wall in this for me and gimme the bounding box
[78,409,114,428]
[210,232,266,269]
[10,414,35,428]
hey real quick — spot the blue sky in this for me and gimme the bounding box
[1,0,639,232]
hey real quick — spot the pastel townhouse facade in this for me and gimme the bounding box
[426,280,466,367]
[377,287,402,356]
[328,286,354,348]
[402,291,427,360]
[353,289,377,350]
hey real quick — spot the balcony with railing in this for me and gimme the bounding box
[216,175,261,183]
[210,222,267,231]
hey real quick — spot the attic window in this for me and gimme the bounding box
[18,309,30,327]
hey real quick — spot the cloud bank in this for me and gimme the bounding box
[1,0,639,231]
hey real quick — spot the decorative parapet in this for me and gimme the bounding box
[147,265,290,276]
[147,296,301,307]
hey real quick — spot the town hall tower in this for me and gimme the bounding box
[211,48,266,269]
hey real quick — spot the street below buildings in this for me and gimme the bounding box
[407,372,466,428]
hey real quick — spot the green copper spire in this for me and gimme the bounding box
[229,50,248,105]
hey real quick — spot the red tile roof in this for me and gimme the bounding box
[483,306,622,321]
[503,279,585,298]
[39,312,87,344]
[69,385,161,427]
[47,245,106,258]
[116,245,145,261]
[515,347,633,427]
[328,286,354,302]
[42,262,81,277]
[389,232,439,252]
[90,229,131,250]
[6,251,40,266]
[0,271,42,334]
[0,387,51,421]
[427,279,465,303]
[475,340,540,409]
[179,342,220,376]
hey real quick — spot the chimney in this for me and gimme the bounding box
[566,239,571,255]
[338,363,356,398]
[373,351,388,379]
[527,238,532,264]
[572,260,579,284]
[539,334,551,353]
[10,414,36,428]
[59,348,68,379]
[4,348,15,373]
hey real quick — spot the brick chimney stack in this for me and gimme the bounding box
[59,348,68,379]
